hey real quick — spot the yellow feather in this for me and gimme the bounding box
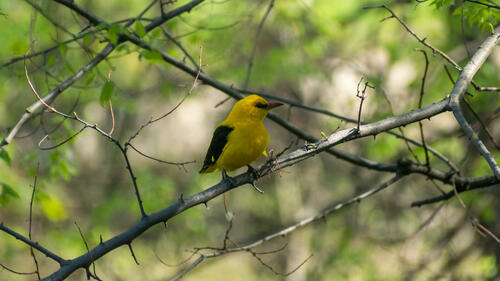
[200,95,282,174]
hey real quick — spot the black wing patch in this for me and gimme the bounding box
[199,125,234,173]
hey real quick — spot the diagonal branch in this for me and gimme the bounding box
[31,87,498,280]
[170,175,402,279]
[448,31,500,180]
[237,88,461,173]
[0,223,67,265]
[369,5,498,93]
[226,175,403,251]
[1,0,205,148]
[411,174,500,207]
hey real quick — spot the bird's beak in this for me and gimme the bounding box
[267,102,283,110]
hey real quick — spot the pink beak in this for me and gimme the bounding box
[267,102,283,110]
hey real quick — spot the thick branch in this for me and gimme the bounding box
[448,31,500,180]
[36,91,499,280]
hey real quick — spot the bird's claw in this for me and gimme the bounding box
[221,169,236,185]
[223,176,236,186]
[246,165,260,180]
[247,165,264,194]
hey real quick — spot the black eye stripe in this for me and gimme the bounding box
[255,102,268,108]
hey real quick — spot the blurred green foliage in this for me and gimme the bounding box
[0,0,499,280]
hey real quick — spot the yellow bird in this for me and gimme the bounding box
[199,95,282,179]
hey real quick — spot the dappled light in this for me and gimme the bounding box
[0,0,499,280]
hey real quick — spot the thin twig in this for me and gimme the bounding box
[38,126,87,150]
[355,77,374,131]
[1,0,205,148]
[128,243,140,265]
[155,250,199,267]
[242,0,275,89]
[161,27,198,68]
[0,223,67,265]
[459,2,472,59]
[463,98,500,151]
[1,30,94,68]
[247,248,312,277]
[29,45,146,218]
[240,175,403,251]
[415,49,431,167]
[120,147,147,217]
[74,222,98,279]
[214,96,232,108]
[221,219,233,249]
[24,48,57,113]
[27,41,147,217]
[169,256,205,281]
[465,0,500,9]
[127,45,203,143]
[379,87,422,164]
[366,4,496,92]
[29,162,41,280]
[171,176,402,279]
[0,263,37,276]
[451,177,500,243]
[108,101,115,135]
[128,143,195,166]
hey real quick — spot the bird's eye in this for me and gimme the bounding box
[255,102,268,109]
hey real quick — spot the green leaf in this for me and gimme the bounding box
[64,61,74,73]
[143,49,163,64]
[151,27,161,38]
[96,23,108,30]
[100,81,115,106]
[59,43,67,55]
[431,0,454,9]
[85,73,95,86]
[135,21,146,38]
[107,24,120,44]
[0,183,20,206]
[0,149,11,165]
[47,54,56,67]
[83,32,93,45]
[116,44,130,53]
[41,194,67,221]
[487,23,494,34]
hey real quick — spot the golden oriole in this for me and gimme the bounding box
[199,95,282,178]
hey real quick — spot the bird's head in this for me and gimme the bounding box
[228,95,283,122]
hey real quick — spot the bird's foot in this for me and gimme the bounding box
[246,165,263,194]
[246,165,260,180]
[221,169,236,185]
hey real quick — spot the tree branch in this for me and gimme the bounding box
[0,223,67,266]
[33,88,498,280]
[1,0,206,148]
[448,31,500,180]
[170,175,402,279]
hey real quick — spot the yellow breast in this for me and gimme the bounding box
[216,120,269,171]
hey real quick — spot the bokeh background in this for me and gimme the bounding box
[0,0,499,280]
